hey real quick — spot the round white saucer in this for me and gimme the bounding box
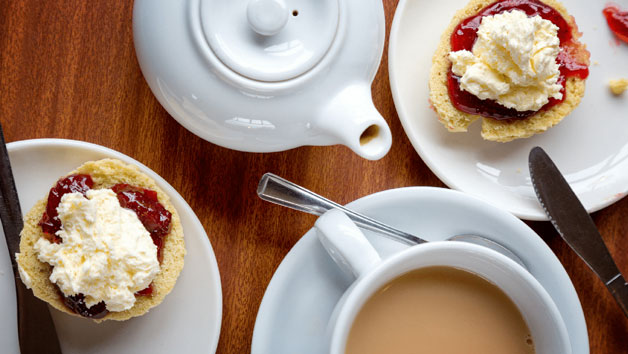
[251,187,588,354]
[0,139,222,354]
[389,0,628,220]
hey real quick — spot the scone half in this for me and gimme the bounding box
[16,158,186,322]
[428,0,589,142]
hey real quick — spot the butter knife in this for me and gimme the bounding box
[529,146,628,317]
[0,124,62,353]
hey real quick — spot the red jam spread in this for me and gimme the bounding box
[39,174,93,243]
[63,294,108,319]
[136,285,153,296]
[448,0,589,120]
[111,183,172,262]
[38,175,171,318]
[603,3,628,43]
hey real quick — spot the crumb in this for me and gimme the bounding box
[593,61,600,66]
[609,79,628,95]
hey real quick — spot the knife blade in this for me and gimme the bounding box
[529,146,628,317]
[0,124,62,353]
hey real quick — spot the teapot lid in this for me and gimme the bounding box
[200,0,339,82]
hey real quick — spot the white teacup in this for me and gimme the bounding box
[314,209,571,354]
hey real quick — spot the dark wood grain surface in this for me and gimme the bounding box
[1,0,626,353]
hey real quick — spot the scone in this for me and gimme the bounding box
[16,158,186,322]
[429,0,590,142]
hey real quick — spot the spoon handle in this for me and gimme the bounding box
[257,173,425,245]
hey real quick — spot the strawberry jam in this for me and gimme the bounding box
[603,3,628,43]
[111,183,172,262]
[136,284,153,296]
[449,0,589,120]
[64,294,108,319]
[39,174,94,243]
[39,175,171,318]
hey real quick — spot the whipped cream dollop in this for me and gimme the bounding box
[448,10,563,111]
[34,189,160,312]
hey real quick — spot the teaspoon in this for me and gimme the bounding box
[257,173,526,269]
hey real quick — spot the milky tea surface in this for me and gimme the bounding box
[346,266,535,354]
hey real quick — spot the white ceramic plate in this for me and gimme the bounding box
[389,0,628,220]
[0,139,222,354]
[251,187,588,354]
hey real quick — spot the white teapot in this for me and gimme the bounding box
[133,0,392,160]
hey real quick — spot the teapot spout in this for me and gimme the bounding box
[316,85,392,160]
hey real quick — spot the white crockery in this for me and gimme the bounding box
[315,209,571,354]
[133,0,392,160]
[389,0,628,219]
[252,187,588,354]
[0,139,222,354]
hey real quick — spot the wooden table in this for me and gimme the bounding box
[1,0,626,353]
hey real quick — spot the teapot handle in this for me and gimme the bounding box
[316,85,392,160]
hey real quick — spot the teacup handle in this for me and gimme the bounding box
[315,209,382,278]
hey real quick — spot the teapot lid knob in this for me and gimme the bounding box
[197,0,339,82]
[247,0,289,36]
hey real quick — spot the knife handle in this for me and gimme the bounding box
[15,277,63,353]
[607,275,628,318]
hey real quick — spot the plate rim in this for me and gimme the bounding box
[251,186,589,354]
[5,138,223,353]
